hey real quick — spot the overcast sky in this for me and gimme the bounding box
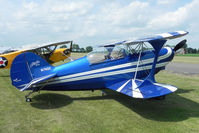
[0,0,198,48]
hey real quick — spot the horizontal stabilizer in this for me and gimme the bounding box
[11,52,56,91]
[20,73,56,91]
[107,79,177,99]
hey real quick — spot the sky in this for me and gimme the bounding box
[0,0,198,49]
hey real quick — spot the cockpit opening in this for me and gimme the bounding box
[87,45,128,65]
[87,42,154,65]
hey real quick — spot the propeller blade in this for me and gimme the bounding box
[174,39,187,52]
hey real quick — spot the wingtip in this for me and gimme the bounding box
[176,30,189,35]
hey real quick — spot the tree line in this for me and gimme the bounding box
[181,43,199,54]
[60,44,93,53]
[185,48,199,54]
[165,43,199,54]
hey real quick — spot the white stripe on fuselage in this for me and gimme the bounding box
[20,47,172,87]
[50,47,172,81]
[40,61,169,86]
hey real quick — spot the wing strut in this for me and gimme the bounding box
[144,39,167,82]
[134,43,143,80]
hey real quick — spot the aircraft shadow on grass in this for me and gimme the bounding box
[30,88,199,122]
[0,74,10,77]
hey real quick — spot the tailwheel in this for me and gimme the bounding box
[25,90,37,102]
[26,98,32,102]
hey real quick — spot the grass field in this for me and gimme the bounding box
[71,52,87,58]
[176,54,199,57]
[1,67,199,133]
[173,56,199,64]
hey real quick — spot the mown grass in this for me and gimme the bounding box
[71,52,87,58]
[0,67,199,133]
[53,52,87,66]
[176,54,199,57]
[173,56,199,64]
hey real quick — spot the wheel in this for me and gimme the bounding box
[26,98,32,102]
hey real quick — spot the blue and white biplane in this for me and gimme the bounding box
[10,31,188,102]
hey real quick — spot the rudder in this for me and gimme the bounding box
[11,52,56,91]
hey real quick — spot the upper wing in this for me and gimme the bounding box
[22,41,72,51]
[0,47,17,55]
[100,31,188,47]
[127,31,188,44]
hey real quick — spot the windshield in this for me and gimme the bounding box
[87,45,128,65]
[34,46,56,55]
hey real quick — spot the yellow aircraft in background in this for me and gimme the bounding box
[0,41,72,69]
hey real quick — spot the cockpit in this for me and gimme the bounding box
[87,45,127,64]
[87,42,154,65]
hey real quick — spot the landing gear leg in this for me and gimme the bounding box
[25,90,36,102]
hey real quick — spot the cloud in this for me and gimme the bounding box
[51,1,93,14]
[100,1,149,26]
[146,0,199,47]
[0,0,198,48]
[156,0,178,5]
[147,6,188,29]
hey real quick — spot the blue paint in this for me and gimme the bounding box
[10,31,188,99]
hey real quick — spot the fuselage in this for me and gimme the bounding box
[38,47,174,91]
[0,48,70,69]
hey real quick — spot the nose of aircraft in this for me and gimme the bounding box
[160,47,175,63]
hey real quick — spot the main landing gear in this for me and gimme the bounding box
[25,90,38,102]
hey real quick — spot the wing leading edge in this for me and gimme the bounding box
[21,41,72,51]
[100,31,188,47]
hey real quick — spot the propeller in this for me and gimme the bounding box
[174,39,187,52]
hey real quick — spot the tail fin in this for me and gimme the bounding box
[11,52,56,91]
